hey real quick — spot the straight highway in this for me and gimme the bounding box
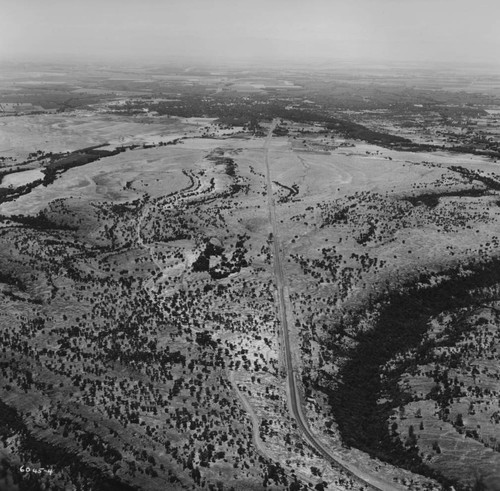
[263,120,403,491]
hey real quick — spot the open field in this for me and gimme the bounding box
[0,113,198,161]
[1,169,44,187]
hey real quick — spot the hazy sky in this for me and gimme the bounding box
[1,0,499,66]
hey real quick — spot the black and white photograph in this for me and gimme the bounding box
[1,1,500,489]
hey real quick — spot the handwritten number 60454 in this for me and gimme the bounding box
[19,466,54,476]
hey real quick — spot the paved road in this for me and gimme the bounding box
[263,120,403,491]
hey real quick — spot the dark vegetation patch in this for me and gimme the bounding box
[447,146,500,159]
[272,125,289,136]
[149,93,500,157]
[42,148,122,186]
[0,179,44,205]
[192,235,249,279]
[404,188,490,208]
[206,150,238,177]
[328,258,500,490]
[436,106,488,119]
[0,270,26,291]
[109,199,142,215]
[208,234,249,280]
[355,221,376,245]
[149,94,436,149]
[0,211,78,231]
[450,166,500,191]
[0,146,129,206]
[273,181,299,203]
[192,239,224,273]
[324,120,414,148]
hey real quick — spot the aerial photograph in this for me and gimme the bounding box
[1,0,500,490]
